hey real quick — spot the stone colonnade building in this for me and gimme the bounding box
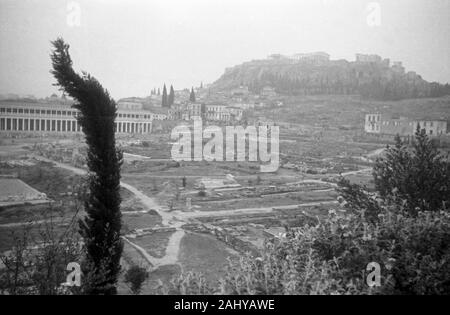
[0,101,153,135]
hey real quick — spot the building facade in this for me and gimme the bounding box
[291,52,330,64]
[0,101,153,135]
[168,102,243,123]
[364,113,448,137]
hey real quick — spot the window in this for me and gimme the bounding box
[430,130,433,135]
[12,108,17,113]
[57,111,61,116]
[47,110,51,115]
[24,109,29,114]
[7,108,11,113]
[0,108,5,113]
[52,110,56,115]
[18,109,23,114]
[30,109,34,114]
[430,122,433,127]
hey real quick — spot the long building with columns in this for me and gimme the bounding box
[0,101,154,135]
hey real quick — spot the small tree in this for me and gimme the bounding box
[168,85,175,107]
[162,84,168,107]
[189,87,196,103]
[124,265,149,295]
[373,126,450,214]
[50,38,123,294]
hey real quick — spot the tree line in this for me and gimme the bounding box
[150,85,197,107]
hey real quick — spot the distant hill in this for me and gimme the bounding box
[212,54,450,101]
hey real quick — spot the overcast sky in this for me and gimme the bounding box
[0,0,449,99]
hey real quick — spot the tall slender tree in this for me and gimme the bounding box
[50,38,123,295]
[162,84,168,107]
[189,87,196,103]
[168,85,175,107]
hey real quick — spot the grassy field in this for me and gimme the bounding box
[178,232,238,284]
[257,95,450,128]
[132,231,174,258]
[193,190,337,212]
[122,212,162,234]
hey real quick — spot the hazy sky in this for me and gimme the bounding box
[0,0,449,99]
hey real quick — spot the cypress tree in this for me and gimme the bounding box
[162,84,168,107]
[50,38,123,295]
[189,87,196,103]
[168,85,175,107]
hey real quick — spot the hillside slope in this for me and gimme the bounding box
[212,57,450,101]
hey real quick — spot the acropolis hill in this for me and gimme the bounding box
[212,52,450,101]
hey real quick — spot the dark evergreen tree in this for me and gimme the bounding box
[168,85,175,107]
[189,87,196,103]
[157,88,160,95]
[162,84,168,107]
[372,126,450,214]
[50,38,123,294]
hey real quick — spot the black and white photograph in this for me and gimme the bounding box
[0,0,449,302]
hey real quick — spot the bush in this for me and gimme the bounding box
[198,189,207,197]
[124,265,149,295]
[166,207,450,295]
[373,129,450,214]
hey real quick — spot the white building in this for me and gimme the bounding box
[0,101,154,135]
[117,101,143,111]
[291,52,330,64]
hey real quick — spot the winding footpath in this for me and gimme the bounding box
[17,155,351,270]
[30,155,186,269]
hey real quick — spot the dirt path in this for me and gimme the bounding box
[0,218,61,228]
[31,155,186,269]
[177,200,339,219]
[340,167,372,177]
[25,155,340,271]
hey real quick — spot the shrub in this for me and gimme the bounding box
[166,207,450,295]
[124,265,149,295]
[373,129,450,214]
